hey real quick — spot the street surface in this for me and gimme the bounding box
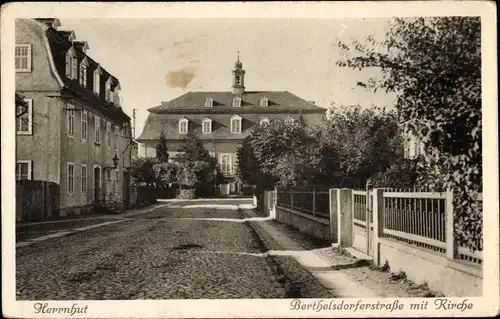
[16,201,333,299]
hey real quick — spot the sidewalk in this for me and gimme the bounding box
[240,207,379,298]
[240,206,443,298]
[16,203,169,247]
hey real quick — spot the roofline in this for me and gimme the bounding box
[148,108,327,115]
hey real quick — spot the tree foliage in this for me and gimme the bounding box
[337,17,482,251]
[156,130,170,163]
[130,157,158,186]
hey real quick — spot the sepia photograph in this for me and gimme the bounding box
[1,1,498,318]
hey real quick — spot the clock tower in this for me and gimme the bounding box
[231,52,245,95]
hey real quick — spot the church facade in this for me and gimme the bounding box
[137,56,326,195]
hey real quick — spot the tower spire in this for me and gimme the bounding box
[231,51,245,95]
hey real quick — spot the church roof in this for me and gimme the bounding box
[148,91,324,114]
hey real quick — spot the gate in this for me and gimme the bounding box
[351,185,374,256]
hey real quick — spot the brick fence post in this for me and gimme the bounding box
[337,188,353,247]
[373,188,385,267]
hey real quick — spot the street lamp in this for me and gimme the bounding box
[104,154,119,170]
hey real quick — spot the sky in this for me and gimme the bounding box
[59,18,398,138]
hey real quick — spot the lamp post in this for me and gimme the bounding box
[104,154,119,170]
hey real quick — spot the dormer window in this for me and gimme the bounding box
[113,83,121,106]
[65,47,78,79]
[202,118,212,135]
[93,66,102,95]
[105,78,112,102]
[285,116,295,125]
[230,115,242,134]
[179,118,189,134]
[260,97,269,107]
[259,117,270,126]
[79,57,88,88]
[205,98,213,108]
[232,97,242,107]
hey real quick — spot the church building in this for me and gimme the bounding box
[137,55,326,196]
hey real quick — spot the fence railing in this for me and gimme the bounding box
[276,188,330,219]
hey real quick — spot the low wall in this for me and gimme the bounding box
[275,205,330,241]
[379,238,482,297]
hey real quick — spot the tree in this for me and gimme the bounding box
[156,130,169,163]
[322,104,405,188]
[152,162,178,185]
[337,17,482,251]
[130,157,158,186]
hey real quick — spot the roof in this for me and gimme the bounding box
[137,112,326,141]
[148,91,325,114]
[42,22,129,122]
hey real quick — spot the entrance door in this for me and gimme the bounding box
[94,166,101,204]
[221,183,230,196]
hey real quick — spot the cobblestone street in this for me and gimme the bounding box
[16,201,335,299]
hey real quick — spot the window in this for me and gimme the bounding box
[205,98,213,108]
[285,116,295,125]
[260,98,268,107]
[106,121,112,146]
[202,118,212,134]
[81,110,88,140]
[67,107,75,136]
[15,44,32,72]
[259,118,270,126]
[221,154,232,175]
[105,78,112,102]
[106,170,112,194]
[93,68,101,95]
[179,118,188,134]
[232,97,241,107]
[16,98,32,135]
[16,161,32,180]
[65,48,78,79]
[230,115,242,134]
[94,116,101,144]
[81,165,87,192]
[68,163,75,194]
[79,58,88,88]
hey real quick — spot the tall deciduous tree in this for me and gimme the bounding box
[337,17,482,251]
[156,130,169,163]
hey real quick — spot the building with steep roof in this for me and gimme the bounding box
[137,54,326,196]
[15,18,135,220]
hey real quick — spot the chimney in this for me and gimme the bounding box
[74,41,90,53]
[309,101,316,105]
[35,18,61,30]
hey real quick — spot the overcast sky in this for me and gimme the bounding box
[59,18,397,138]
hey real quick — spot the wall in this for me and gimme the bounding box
[379,238,482,296]
[275,206,330,241]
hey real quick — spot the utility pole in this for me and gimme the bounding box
[132,108,136,139]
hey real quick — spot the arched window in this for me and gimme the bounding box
[232,97,242,107]
[202,118,212,134]
[230,115,242,134]
[205,98,213,107]
[260,97,269,107]
[179,118,189,134]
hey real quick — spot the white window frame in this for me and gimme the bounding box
[67,106,75,137]
[16,98,33,135]
[79,58,88,88]
[81,164,87,193]
[285,116,295,125]
[179,118,189,134]
[81,110,88,141]
[105,78,112,102]
[106,121,112,146]
[220,154,232,175]
[93,67,101,95]
[230,115,242,134]
[94,115,101,144]
[232,97,242,107]
[15,44,32,72]
[259,117,270,126]
[205,98,213,108]
[202,118,212,135]
[65,48,78,79]
[260,98,269,107]
[16,160,32,180]
[67,162,75,194]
